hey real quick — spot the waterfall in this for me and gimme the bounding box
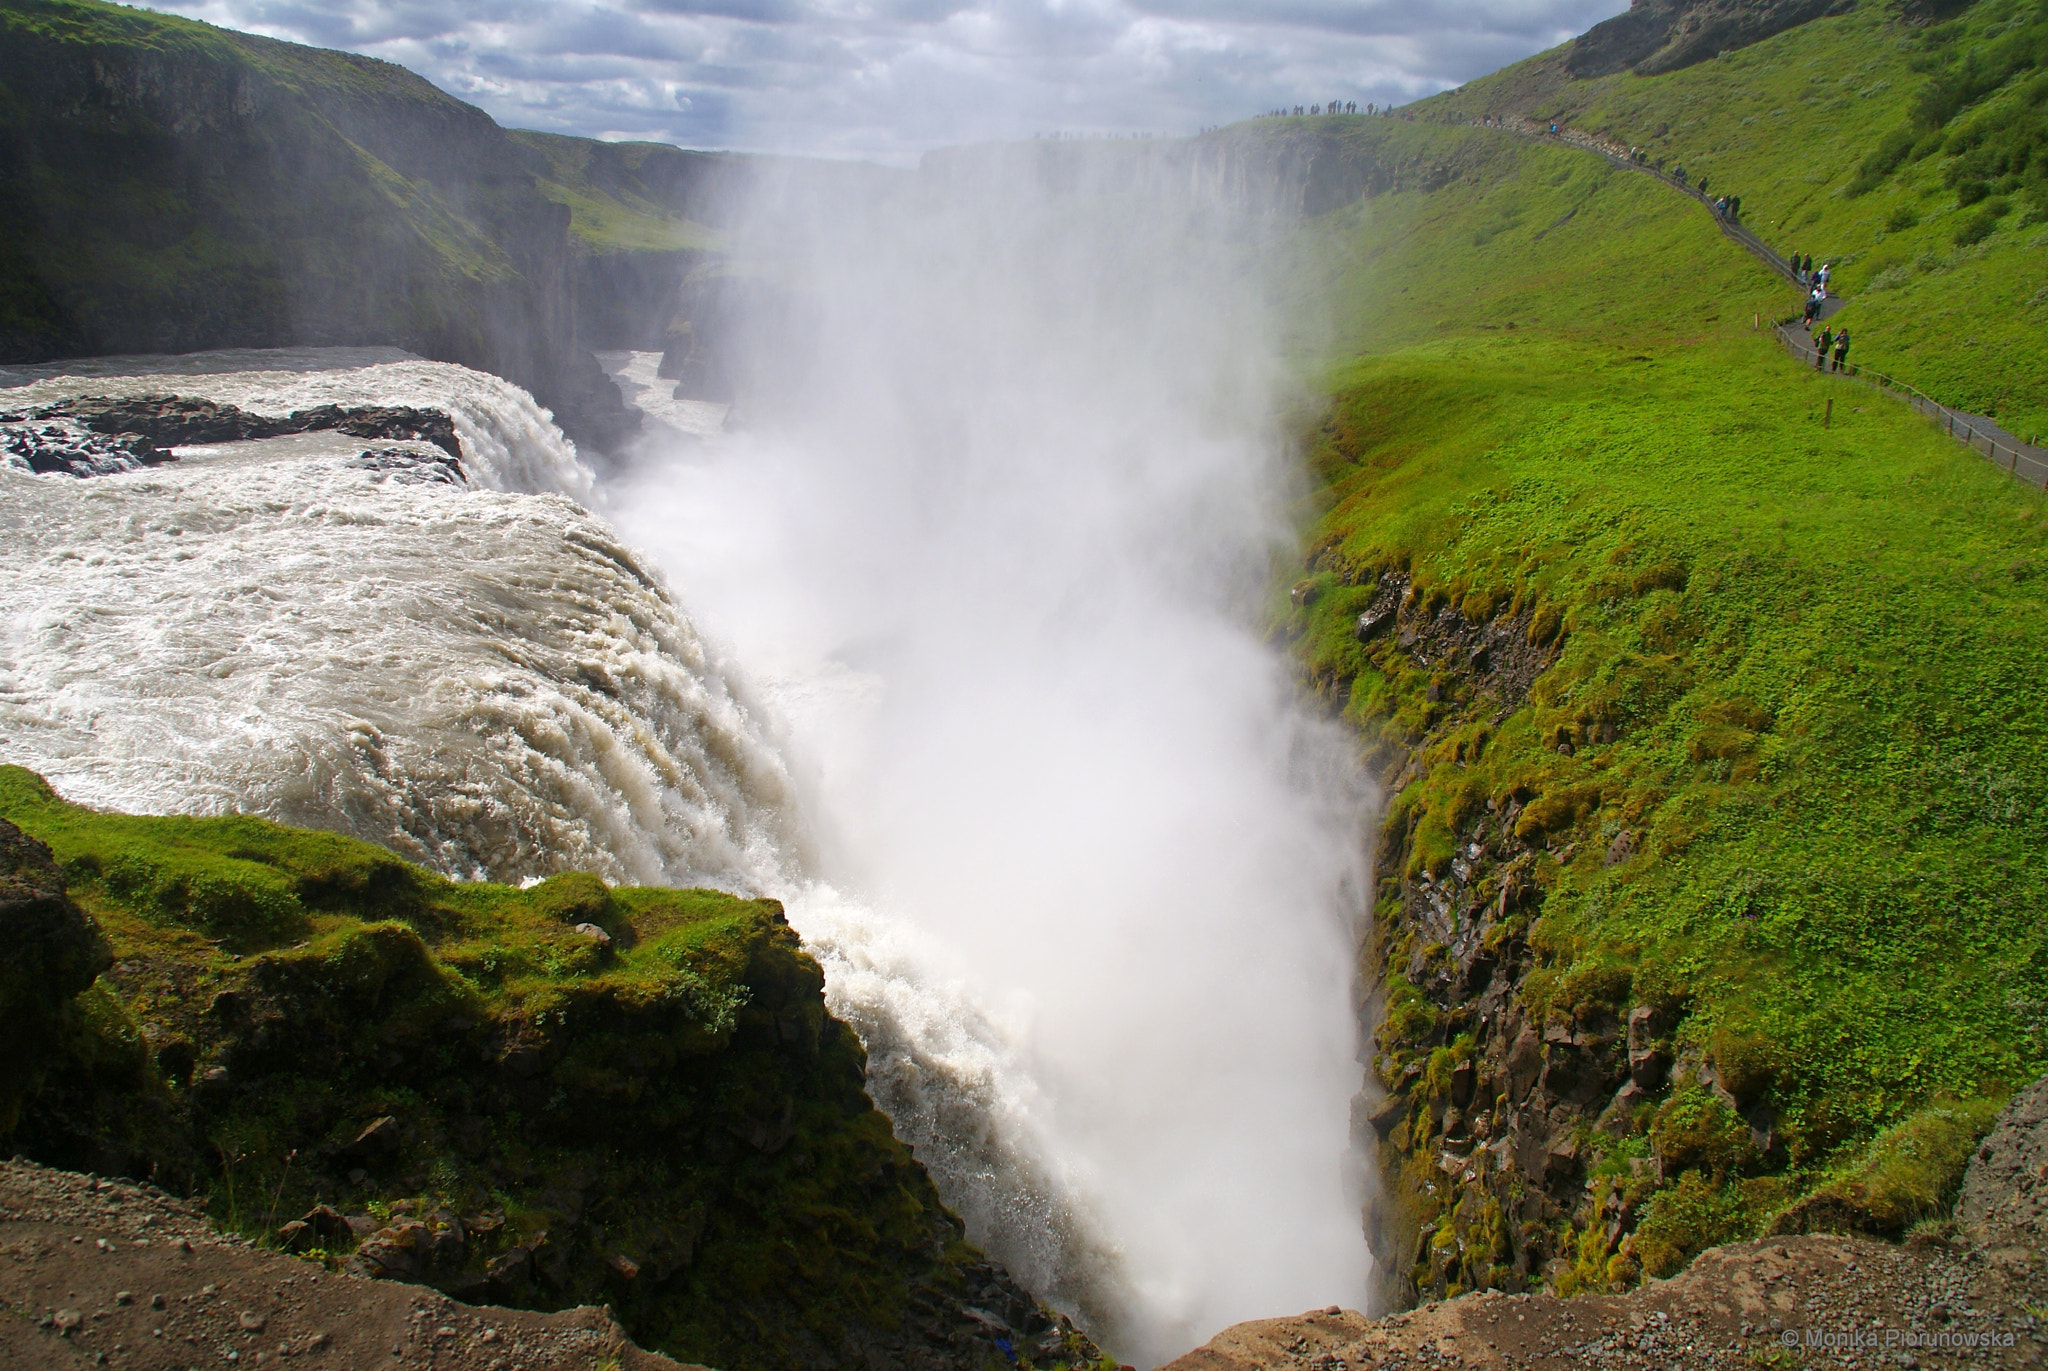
[3,332,1375,1365]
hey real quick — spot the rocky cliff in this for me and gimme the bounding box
[0,0,636,451]
[1566,0,1858,79]
[1163,1075,2048,1368]
[0,767,1101,1371]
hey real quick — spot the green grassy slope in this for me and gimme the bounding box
[0,0,737,440]
[1232,7,2048,1297]
[0,767,1095,1371]
[1421,0,2048,437]
[510,130,727,254]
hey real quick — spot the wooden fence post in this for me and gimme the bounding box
[1825,398,1832,429]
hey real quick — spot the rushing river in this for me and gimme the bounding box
[1,165,1376,1359]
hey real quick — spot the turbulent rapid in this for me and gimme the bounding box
[0,345,1134,1337]
[2,163,1378,1362]
[0,351,795,882]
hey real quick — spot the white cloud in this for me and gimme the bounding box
[132,0,1627,162]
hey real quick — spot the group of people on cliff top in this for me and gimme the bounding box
[1264,102,1393,117]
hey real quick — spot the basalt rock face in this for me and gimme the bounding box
[1566,0,1857,79]
[0,0,634,453]
[1,394,465,476]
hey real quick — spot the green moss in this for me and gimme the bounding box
[0,766,1032,1371]
[1772,1095,2004,1237]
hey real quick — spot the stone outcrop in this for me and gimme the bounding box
[2,395,465,478]
[0,818,111,1131]
[0,768,1099,1371]
[0,3,634,453]
[1566,0,1857,79]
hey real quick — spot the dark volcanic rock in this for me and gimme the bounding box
[1568,0,1855,78]
[3,395,470,480]
[0,819,111,1130]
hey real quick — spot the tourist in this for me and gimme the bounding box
[1815,326,1832,368]
[1833,327,1851,372]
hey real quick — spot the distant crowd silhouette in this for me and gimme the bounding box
[1259,102,1401,118]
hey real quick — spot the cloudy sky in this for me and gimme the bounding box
[140,0,1628,162]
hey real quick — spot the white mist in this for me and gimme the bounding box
[602,147,1374,1365]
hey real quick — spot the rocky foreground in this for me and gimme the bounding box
[0,1159,698,1370]
[1166,1078,2048,1371]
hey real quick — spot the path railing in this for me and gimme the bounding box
[1776,324,2048,488]
[1480,116,2048,491]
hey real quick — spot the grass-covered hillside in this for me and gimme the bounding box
[0,767,1096,1371]
[1425,0,2048,438]
[1227,0,2047,1304]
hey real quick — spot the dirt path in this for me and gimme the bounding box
[1163,1078,2048,1370]
[0,1161,699,1371]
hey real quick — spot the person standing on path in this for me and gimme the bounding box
[1802,253,1814,278]
[1815,326,1833,368]
[1817,262,1831,291]
[1832,327,1851,373]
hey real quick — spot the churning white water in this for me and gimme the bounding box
[0,359,787,882]
[599,148,1376,1360]
[3,148,1377,1361]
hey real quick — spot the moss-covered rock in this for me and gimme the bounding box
[0,766,1099,1371]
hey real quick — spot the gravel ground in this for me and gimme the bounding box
[0,1161,698,1371]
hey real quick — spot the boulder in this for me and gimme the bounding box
[0,818,112,1131]
[348,1220,430,1280]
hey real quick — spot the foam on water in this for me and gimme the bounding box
[0,356,778,882]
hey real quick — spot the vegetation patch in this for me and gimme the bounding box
[1253,54,2048,1298]
[0,767,1095,1371]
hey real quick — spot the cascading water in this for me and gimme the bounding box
[0,349,593,498]
[598,146,1378,1360]
[0,355,786,883]
[1,146,1379,1362]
